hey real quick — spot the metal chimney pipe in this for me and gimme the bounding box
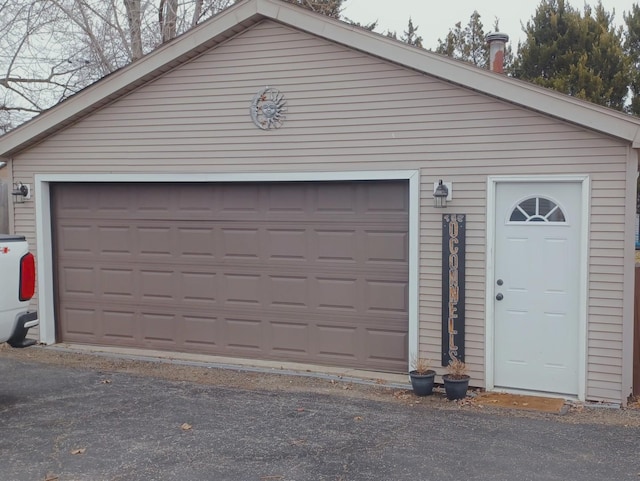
[486,32,509,74]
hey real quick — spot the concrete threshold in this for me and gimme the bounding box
[46,343,413,390]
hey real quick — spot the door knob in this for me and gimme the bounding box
[496,293,504,301]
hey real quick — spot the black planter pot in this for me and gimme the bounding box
[409,370,436,396]
[442,375,470,400]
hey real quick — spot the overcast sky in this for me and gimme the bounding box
[341,0,637,48]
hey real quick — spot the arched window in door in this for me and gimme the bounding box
[508,196,566,223]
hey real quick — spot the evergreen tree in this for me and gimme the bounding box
[342,18,378,31]
[401,18,423,48]
[514,0,629,110]
[436,11,487,68]
[624,4,640,115]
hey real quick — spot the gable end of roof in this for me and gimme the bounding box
[1,0,640,157]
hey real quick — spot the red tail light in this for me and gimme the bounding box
[19,252,36,301]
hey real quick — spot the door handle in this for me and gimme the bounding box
[496,293,504,301]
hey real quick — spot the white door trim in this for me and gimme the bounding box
[34,170,421,371]
[485,175,589,401]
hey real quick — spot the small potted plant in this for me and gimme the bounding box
[442,358,470,400]
[409,357,436,396]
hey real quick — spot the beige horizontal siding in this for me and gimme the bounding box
[11,20,632,402]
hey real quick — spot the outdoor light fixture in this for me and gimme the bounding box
[0,161,7,169]
[433,179,450,208]
[12,182,30,203]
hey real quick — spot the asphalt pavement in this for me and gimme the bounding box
[1,357,639,481]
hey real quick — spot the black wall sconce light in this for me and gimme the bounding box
[12,182,31,203]
[433,179,451,208]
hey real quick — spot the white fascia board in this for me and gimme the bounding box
[633,129,640,149]
[35,170,418,183]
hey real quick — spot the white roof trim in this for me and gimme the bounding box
[2,0,640,156]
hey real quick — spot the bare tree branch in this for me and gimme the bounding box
[124,0,143,60]
[159,0,178,43]
[0,0,260,130]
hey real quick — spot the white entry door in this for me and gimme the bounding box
[493,181,582,396]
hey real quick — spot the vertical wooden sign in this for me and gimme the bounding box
[442,214,465,366]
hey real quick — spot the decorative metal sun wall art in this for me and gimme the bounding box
[250,87,287,130]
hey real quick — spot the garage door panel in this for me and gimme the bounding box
[316,325,359,359]
[58,225,94,254]
[183,315,220,347]
[266,183,308,212]
[365,329,408,363]
[270,321,309,354]
[141,312,178,343]
[316,184,358,212]
[266,229,307,260]
[176,188,218,214]
[103,310,137,340]
[97,185,132,212]
[364,231,408,264]
[181,272,217,304]
[137,188,171,212]
[61,266,96,296]
[221,228,260,259]
[177,227,217,258]
[140,270,175,301]
[138,227,173,256]
[101,268,135,300]
[97,226,134,255]
[62,307,102,341]
[365,182,409,212]
[55,185,93,213]
[221,184,260,212]
[54,181,409,372]
[315,277,358,312]
[315,230,358,263]
[224,273,262,306]
[225,317,263,351]
[365,280,408,313]
[268,275,308,308]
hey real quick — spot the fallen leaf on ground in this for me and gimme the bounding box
[45,473,59,481]
[353,416,363,422]
[100,379,112,384]
[393,390,412,401]
[296,408,305,412]
[70,448,86,455]
[181,423,192,431]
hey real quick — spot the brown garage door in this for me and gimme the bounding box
[52,181,409,372]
